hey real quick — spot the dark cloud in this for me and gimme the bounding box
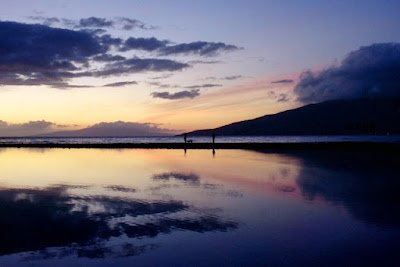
[188,60,223,64]
[0,21,189,88]
[92,54,126,62]
[0,21,103,87]
[102,81,137,87]
[151,73,174,80]
[120,37,169,52]
[294,43,400,103]
[185,84,222,89]
[267,91,290,103]
[0,19,239,88]
[79,17,114,28]
[277,93,290,102]
[204,75,242,81]
[147,82,220,90]
[160,41,241,56]
[97,34,123,49]
[224,75,242,80]
[271,79,294,84]
[30,16,155,31]
[28,16,60,26]
[151,89,200,100]
[120,38,240,57]
[118,17,156,30]
[147,81,177,88]
[94,57,190,77]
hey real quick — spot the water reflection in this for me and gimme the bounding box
[293,150,400,227]
[0,183,238,260]
[153,172,201,184]
[0,148,398,265]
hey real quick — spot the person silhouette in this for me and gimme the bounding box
[212,132,216,144]
[184,133,187,143]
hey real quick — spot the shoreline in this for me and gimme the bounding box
[0,142,398,152]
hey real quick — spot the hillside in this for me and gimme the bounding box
[187,98,400,136]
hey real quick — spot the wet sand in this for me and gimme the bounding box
[0,142,398,152]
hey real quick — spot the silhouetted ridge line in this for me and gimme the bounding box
[187,98,400,136]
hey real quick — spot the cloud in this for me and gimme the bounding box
[92,54,126,62]
[160,41,241,56]
[271,79,294,84]
[294,43,400,103]
[0,19,239,88]
[94,57,190,77]
[120,37,169,52]
[118,17,156,30]
[0,21,189,88]
[147,81,177,88]
[0,21,103,87]
[151,73,174,80]
[79,17,114,28]
[204,75,242,81]
[185,84,222,89]
[224,75,243,80]
[29,16,155,31]
[148,82,221,90]
[151,89,200,100]
[28,16,60,26]
[103,81,137,87]
[277,93,290,102]
[188,60,222,64]
[120,38,241,56]
[0,120,70,136]
[267,91,290,102]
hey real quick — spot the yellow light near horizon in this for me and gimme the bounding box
[0,85,151,125]
[0,76,297,132]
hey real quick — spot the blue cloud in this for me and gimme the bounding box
[294,43,400,103]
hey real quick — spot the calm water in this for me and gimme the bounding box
[0,135,400,144]
[0,148,399,266]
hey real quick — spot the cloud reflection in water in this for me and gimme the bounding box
[0,183,238,260]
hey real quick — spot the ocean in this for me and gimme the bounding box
[0,135,399,144]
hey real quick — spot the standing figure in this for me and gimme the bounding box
[184,133,187,143]
[212,132,216,144]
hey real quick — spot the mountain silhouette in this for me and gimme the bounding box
[39,121,174,137]
[187,98,400,136]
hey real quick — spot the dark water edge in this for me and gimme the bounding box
[0,135,400,145]
[0,141,398,153]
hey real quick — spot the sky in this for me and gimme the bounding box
[0,0,399,136]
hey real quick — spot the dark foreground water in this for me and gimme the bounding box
[0,148,398,266]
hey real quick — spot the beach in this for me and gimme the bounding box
[0,141,398,153]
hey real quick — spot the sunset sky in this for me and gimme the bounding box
[1,0,400,136]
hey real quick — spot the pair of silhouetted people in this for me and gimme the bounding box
[183,132,216,143]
